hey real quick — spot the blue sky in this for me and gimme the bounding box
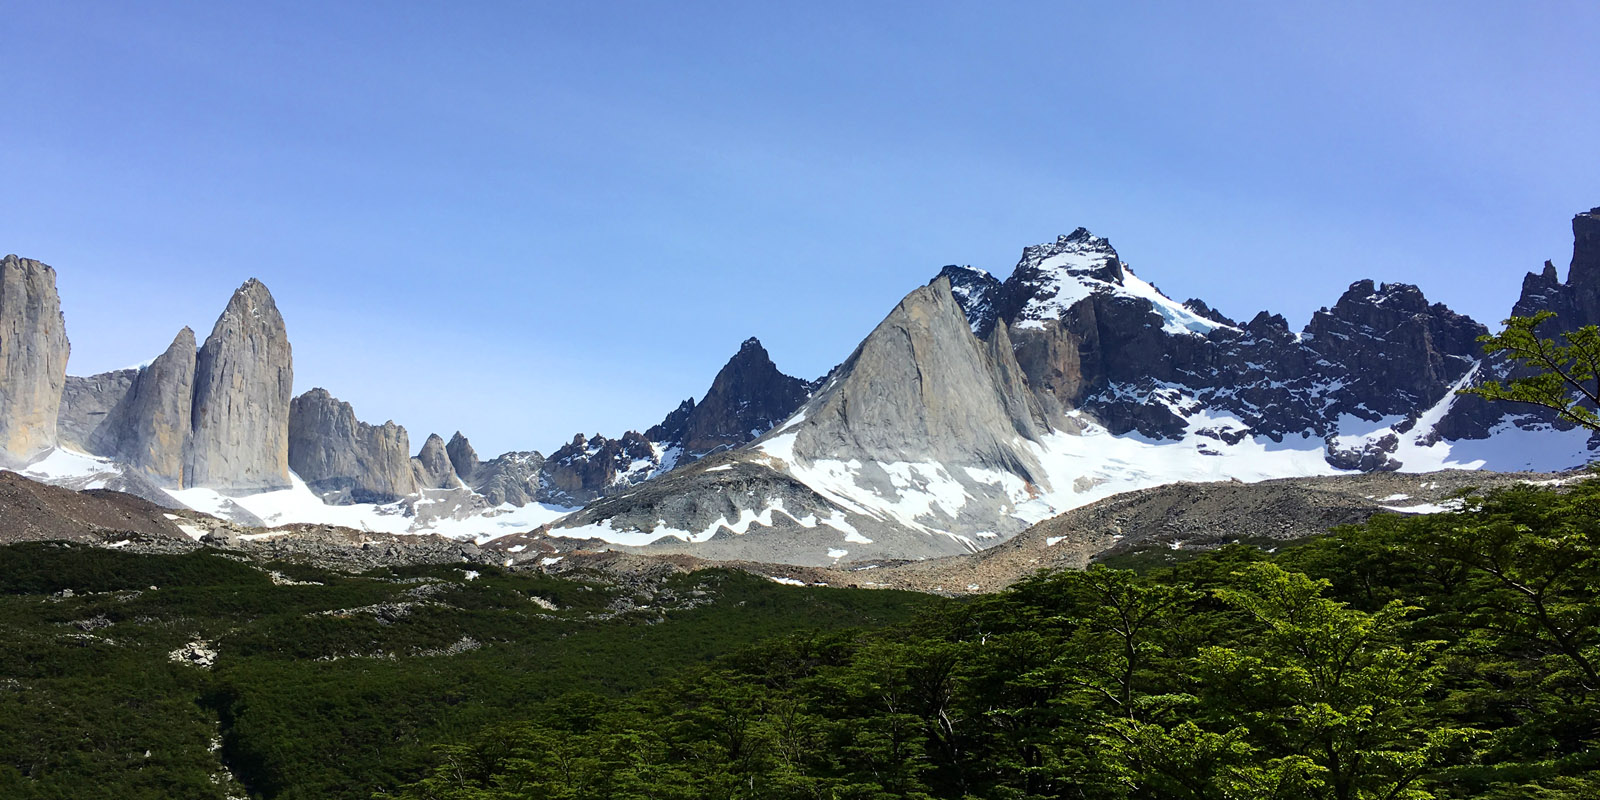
[4,1,1598,456]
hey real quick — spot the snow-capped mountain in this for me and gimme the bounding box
[545,211,1600,565]
[3,207,1598,562]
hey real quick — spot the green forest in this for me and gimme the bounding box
[2,478,1597,799]
[392,480,1600,800]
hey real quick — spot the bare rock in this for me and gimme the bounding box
[288,388,416,503]
[0,255,70,467]
[792,275,1044,481]
[411,433,462,489]
[56,369,138,454]
[187,279,293,490]
[115,328,197,485]
[446,432,479,482]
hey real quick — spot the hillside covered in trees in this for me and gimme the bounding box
[394,479,1600,800]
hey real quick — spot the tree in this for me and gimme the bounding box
[1462,311,1600,432]
[1195,563,1473,800]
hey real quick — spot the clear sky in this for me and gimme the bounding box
[4,1,1598,457]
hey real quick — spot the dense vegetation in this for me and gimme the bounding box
[3,477,1597,799]
[395,479,1600,800]
[0,547,937,800]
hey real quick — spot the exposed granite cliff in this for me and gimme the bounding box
[187,279,294,490]
[288,388,416,503]
[411,433,463,490]
[0,255,70,467]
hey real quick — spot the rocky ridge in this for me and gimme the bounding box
[545,209,1600,565]
[288,388,415,503]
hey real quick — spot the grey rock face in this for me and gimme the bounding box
[111,328,198,485]
[411,433,462,490]
[791,276,1045,481]
[187,279,294,490]
[0,255,70,467]
[446,432,479,482]
[470,450,545,506]
[288,388,416,503]
[57,369,138,454]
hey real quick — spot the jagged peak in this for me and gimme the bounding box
[1183,298,1237,327]
[1332,278,1426,308]
[937,264,993,280]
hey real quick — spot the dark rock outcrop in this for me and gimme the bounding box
[288,388,416,503]
[938,265,1003,336]
[1441,207,1600,441]
[656,338,814,460]
[187,279,294,491]
[0,255,70,467]
[1301,280,1484,417]
[538,432,658,506]
[989,230,1484,451]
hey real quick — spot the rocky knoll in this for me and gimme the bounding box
[832,469,1567,594]
[0,468,191,547]
[187,279,294,491]
[0,255,70,467]
[288,388,416,503]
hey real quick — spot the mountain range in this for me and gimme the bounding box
[3,207,1597,565]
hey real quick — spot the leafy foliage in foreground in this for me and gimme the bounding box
[398,480,1600,800]
[0,548,936,800]
[1462,310,1600,431]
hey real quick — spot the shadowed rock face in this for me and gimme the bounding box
[57,369,138,454]
[446,432,479,483]
[0,255,70,467]
[289,388,416,503]
[113,328,197,485]
[939,265,1003,337]
[675,338,814,458]
[186,279,294,491]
